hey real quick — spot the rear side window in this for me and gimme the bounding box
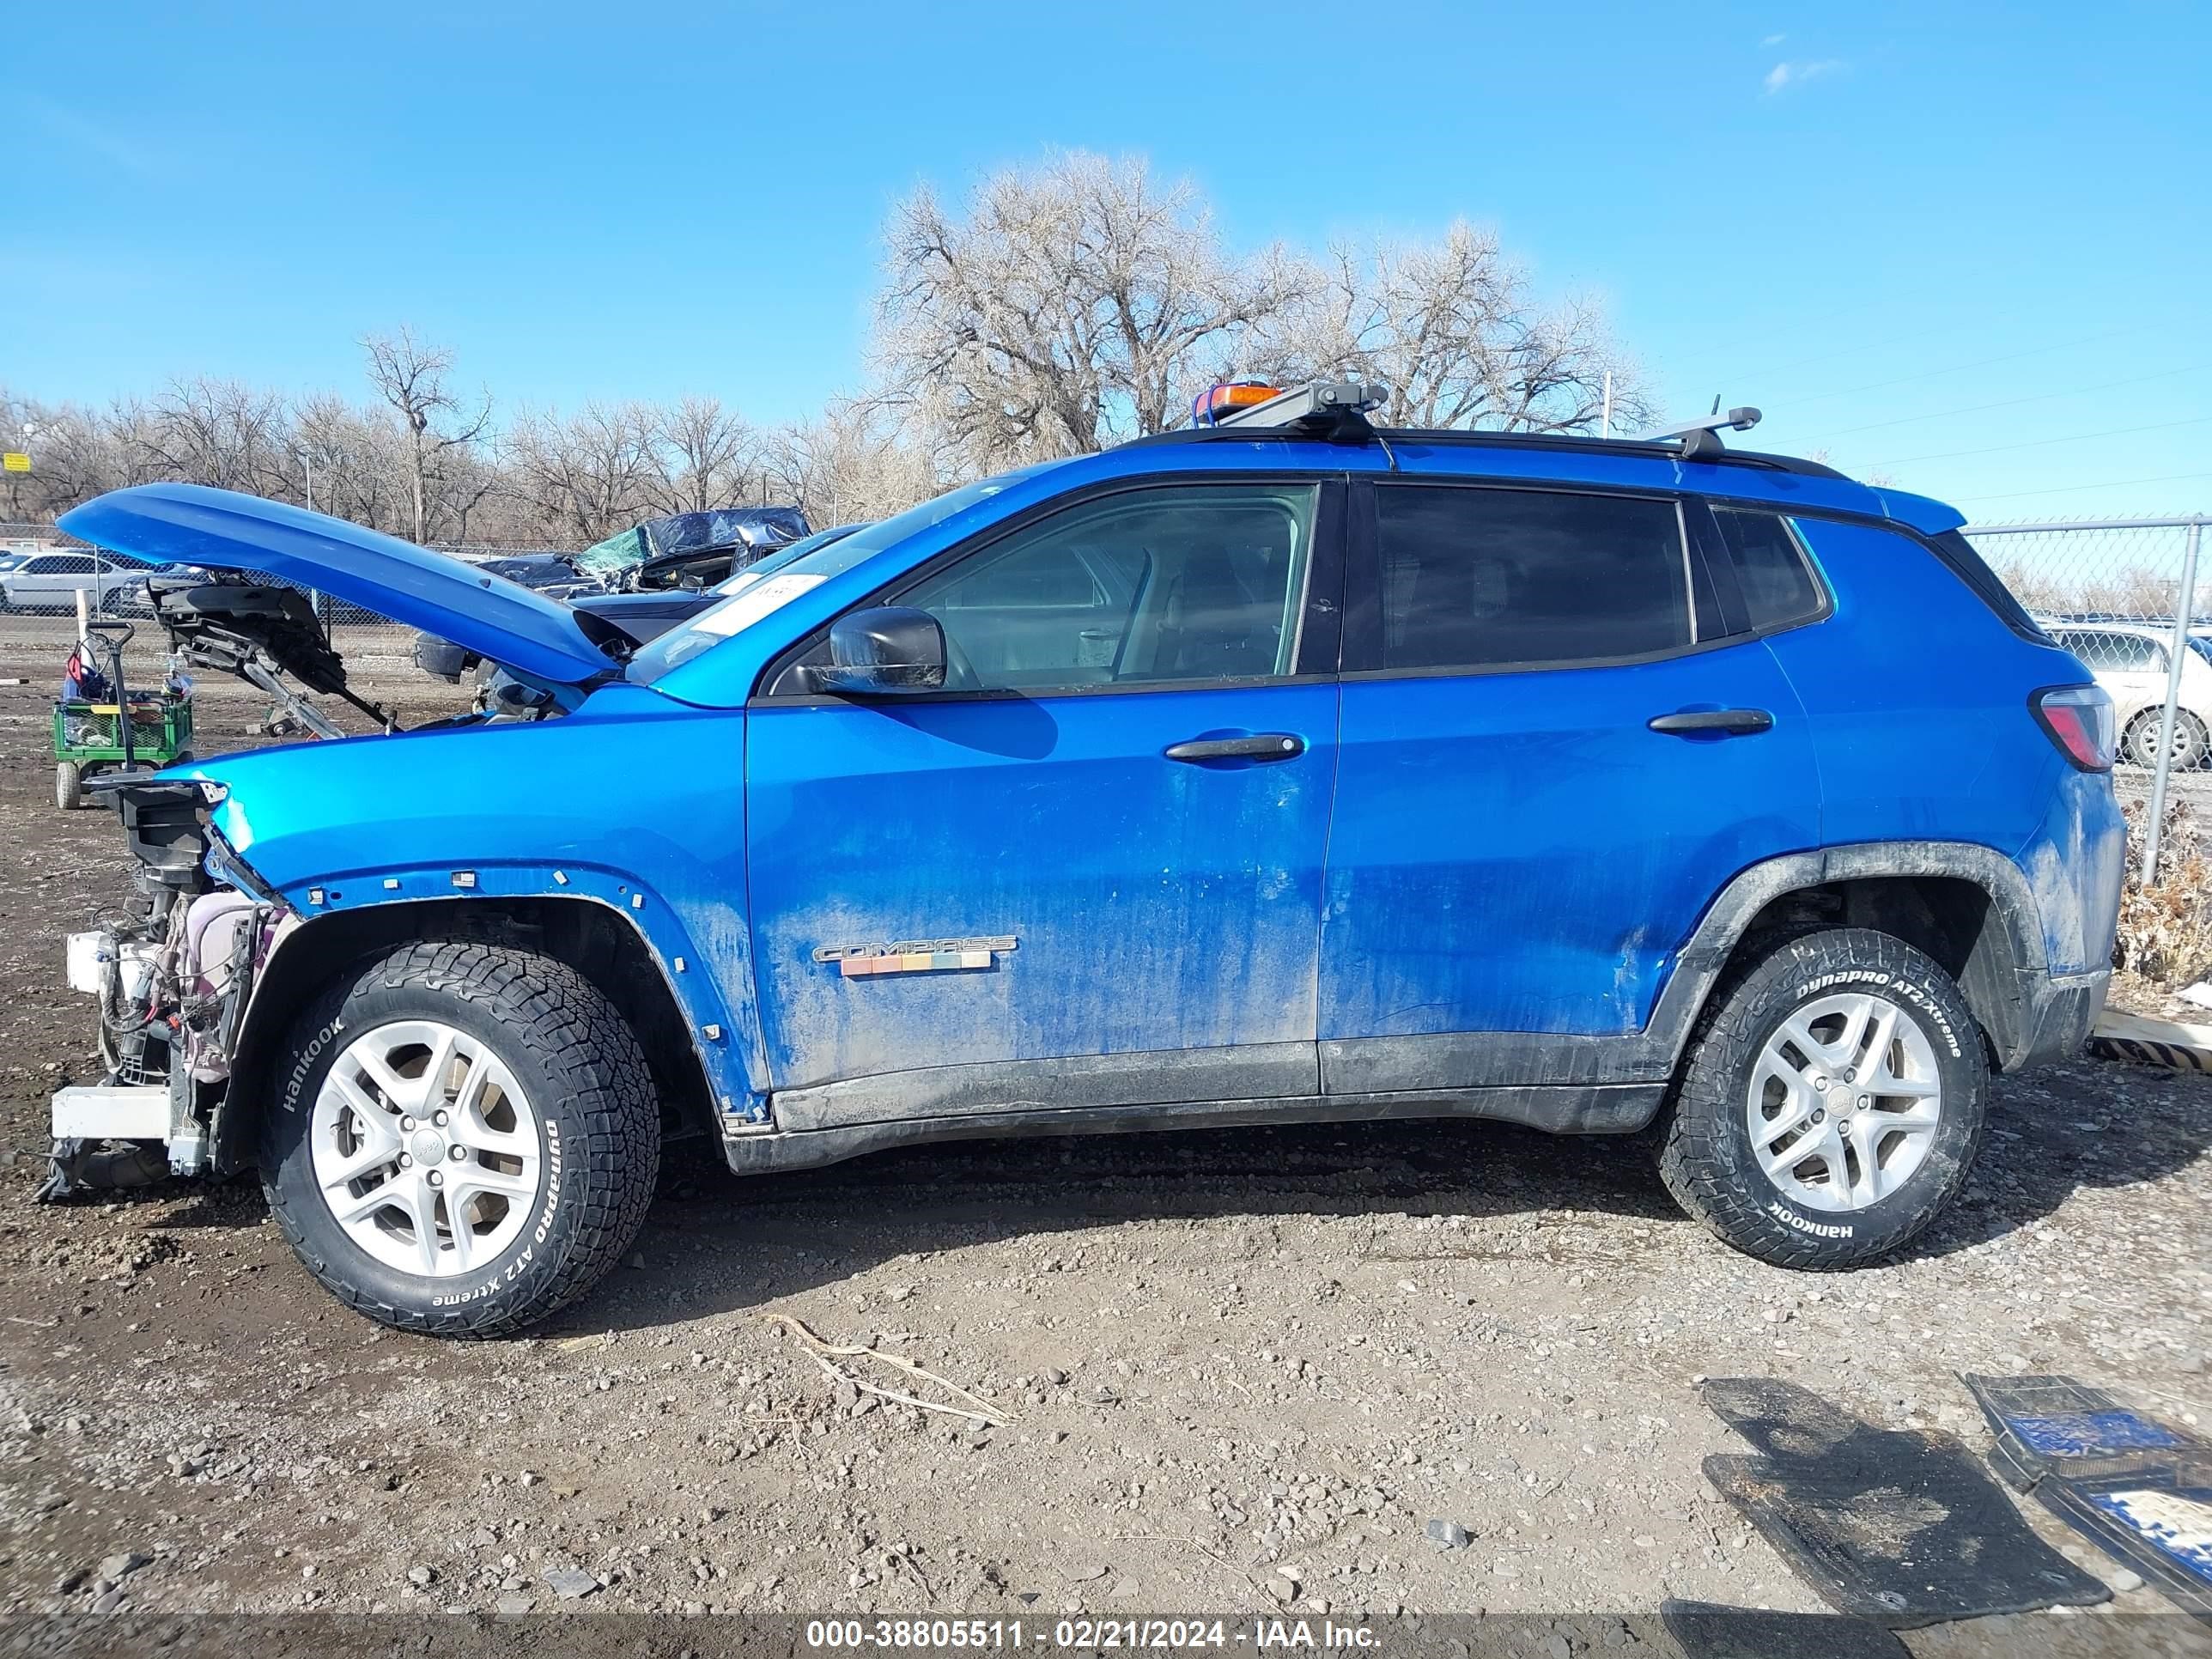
[1373,486,1691,672]
[1711,508,1826,631]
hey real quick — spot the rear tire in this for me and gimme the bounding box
[54,761,82,811]
[261,940,660,1336]
[1658,927,1986,1268]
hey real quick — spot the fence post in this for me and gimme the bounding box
[2142,518,2204,885]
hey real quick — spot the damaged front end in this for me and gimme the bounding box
[43,777,293,1199]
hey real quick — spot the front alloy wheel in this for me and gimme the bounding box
[309,1019,543,1278]
[264,941,659,1335]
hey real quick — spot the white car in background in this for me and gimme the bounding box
[2045,619,2212,769]
[0,550,138,613]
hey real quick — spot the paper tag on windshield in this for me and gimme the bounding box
[691,574,828,636]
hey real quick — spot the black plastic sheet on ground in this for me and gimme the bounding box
[1699,1376,2112,1628]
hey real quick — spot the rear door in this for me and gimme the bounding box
[744,477,1346,1127]
[1319,481,1822,1094]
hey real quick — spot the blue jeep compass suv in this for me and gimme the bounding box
[52,382,2124,1334]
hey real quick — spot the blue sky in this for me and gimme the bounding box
[5,1,2206,519]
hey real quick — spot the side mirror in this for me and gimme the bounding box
[820,606,947,695]
[413,633,476,684]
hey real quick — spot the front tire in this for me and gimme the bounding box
[2125,708,2207,770]
[1659,927,1986,1268]
[55,761,82,811]
[261,941,659,1335]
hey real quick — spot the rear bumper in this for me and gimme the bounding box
[2010,967,2111,1071]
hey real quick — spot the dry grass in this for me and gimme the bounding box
[2114,793,2212,987]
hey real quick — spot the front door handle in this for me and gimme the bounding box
[1164,732,1307,763]
[1648,707,1774,737]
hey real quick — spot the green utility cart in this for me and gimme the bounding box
[52,620,194,810]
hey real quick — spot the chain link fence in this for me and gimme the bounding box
[1964,515,2211,879]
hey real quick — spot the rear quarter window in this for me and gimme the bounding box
[1711,507,1826,631]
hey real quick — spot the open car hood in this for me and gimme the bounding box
[58,484,624,686]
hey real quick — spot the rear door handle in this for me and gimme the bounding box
[1164,732,1307,763]
[1647,707,1774,737]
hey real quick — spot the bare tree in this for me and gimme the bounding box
[0,393,121,520]
[767,398,944,526]
[878,152,1301,465]
[1255,223,1644,433]
[651,396,762,514]
[131,378,294,495]
[506,403,662,544]
[292,393,408,530]
[361,328,492,542]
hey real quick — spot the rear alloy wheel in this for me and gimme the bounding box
[1659,927,1986,1268]
[263,940,659,1335]
[2124,708,2207,771]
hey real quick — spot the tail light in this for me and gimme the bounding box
[2033,684,2115,772]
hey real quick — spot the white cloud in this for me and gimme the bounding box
[1762,32,1787,46]
[1763,58,1847,94]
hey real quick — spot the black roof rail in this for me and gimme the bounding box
[1638,406,1763,462]
[1125,380,1845,479]
[1115,420,1845,480]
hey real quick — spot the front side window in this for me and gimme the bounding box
[1373,485,1691,672]
[880,483,1318,693]
[631,465,1061,683]
[1712,507,1826,631]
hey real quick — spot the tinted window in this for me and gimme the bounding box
[1373,486,1690,671]
[889,484,1318,693]
[1713,508,1826,631]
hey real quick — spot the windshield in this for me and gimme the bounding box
[706,523,864,594]
[574,526,648,575]
[627,466,1060,682]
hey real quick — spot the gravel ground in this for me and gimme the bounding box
[0,665,2206,1656]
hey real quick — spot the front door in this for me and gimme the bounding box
[744,478,1343,1127]
[1319,479,1823,1093]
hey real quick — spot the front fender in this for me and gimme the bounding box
[184,687,768,1117]
[246,865,763,1117]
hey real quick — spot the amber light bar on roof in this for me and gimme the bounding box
[1191,380,1285,425]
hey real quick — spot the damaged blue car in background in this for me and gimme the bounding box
[46,382,2123,1335]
